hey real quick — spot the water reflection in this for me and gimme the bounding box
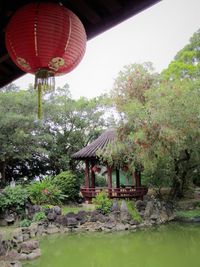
[24,223,200,267]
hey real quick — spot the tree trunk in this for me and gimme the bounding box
[0,161,6,188]
[170,150,191,199]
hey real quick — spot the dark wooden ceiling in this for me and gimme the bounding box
[0,0,160,88]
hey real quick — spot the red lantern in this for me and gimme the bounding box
[6,2,87,118]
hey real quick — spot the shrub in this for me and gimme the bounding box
[33,211,47,222]
[92,191,112,215]
[126,201,142,223]
[0,185,29,213]
[19,219,31,228]
[95,175,107,187]
[28,177,65,205]
[53,171,80,202]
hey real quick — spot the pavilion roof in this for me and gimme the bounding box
[72,129,116,160]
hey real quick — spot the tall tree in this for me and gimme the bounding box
[162,29,200,80]
[0,90,49,186]
[100,61,200,198]
[42,85,111,174]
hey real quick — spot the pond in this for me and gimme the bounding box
[24,223,200,267]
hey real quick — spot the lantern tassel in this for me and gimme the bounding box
[35,69,55,119]
[38,83,42,119]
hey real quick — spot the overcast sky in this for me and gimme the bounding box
[15,0,200,99]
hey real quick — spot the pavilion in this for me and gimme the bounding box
[72,129,148,201]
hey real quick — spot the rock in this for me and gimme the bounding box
[21,240,39,254]
[108,211,119,222]
[115,223,127,231]
[129,220,136,226]
[135,200,146,212]
[90,210,100,222]
[5,214,15,223]
[159,211,169,223]
[7,249,21,261]
[21,227,30,235]
[22,234,30,241]
[55,215,66,225]
[65,212,76,218]
[27,248,41,260]
[103,221,116,229]
[27,204,41,219]
[150,213,159,221]
[29,223,38,238]
[67,217,78,228]
[47,226,60,234]
[47,212,57,221]
[96,214,108,223]
[32,205,41,213]
[120,200,128,212]
[44,208,51,216]
[111,201,119,212]
[144,201,154,219]
[18,253,28,261]
[13,229,23,243]
[76,211,88,225]
[0,261,22,267]
[54,206,61,215]
[9,261,22,267]
[120,201,131,223]
[130,225,137,230]
[0,236,6,256]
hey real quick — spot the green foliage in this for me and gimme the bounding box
[53,171,80,202]
[0,90,51,185]
[95,175,107,187]
[112,62,158,108]
[92,191,112,214]
[162,29,200,80]
[126,201,142,223]
[33,211,47,222]
[0,185,29,213]
[176,209,200,219]
[0,84,111,186]
[28,177,65,205]
[100,57,200,198]
[19,219,32,228]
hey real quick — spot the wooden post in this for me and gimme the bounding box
[132,172,135,186]
[134,169,141,187]
[91,162,96,189]
[85,160,90,188]
[107,165,112,198]
[116,168,120,188]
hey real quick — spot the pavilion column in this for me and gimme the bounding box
[116,168,120,188]
[107,165,112,198]
[134,169,141,187]
[91,162,96,189]
[85,160,90,188]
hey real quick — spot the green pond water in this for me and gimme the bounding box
[24,223,200,267]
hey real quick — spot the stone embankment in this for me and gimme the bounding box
[0,198,174,266]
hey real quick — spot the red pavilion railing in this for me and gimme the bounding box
[80,186,148,200]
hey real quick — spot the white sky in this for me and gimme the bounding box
[15,0,200,99]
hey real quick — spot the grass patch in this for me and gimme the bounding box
[176,209,200,218]
[61,204,95,215]
[126,201,142,223]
